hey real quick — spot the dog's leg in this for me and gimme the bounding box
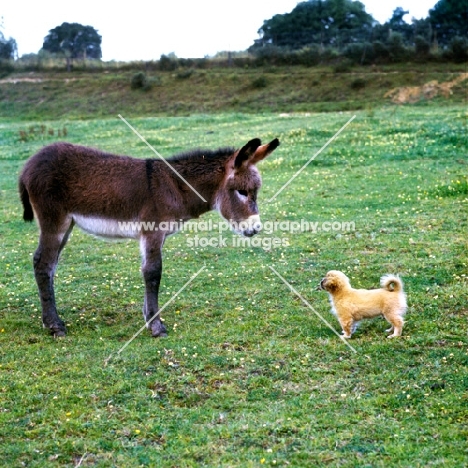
[384,311,404,338]
[339,318,354,339]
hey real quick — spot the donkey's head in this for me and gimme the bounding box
[215,138,280,237]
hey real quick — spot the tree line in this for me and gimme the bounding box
[0,22,102,73]
[249,0,467,64]
[1,0,466,72]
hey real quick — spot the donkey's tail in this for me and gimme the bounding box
[19,178,34,222]
[380,274,404,293]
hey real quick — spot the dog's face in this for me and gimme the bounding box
[319,270,350,294]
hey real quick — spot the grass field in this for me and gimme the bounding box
[1,104,467,466]
[1,63,468,119]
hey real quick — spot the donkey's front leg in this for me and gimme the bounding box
[140,233,167,337]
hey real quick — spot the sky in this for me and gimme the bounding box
[1,0,438,62]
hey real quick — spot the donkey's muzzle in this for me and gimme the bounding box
[242,226,260,237]
[236,214,262,237]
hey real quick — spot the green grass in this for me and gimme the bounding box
[1,63,467,119]
[1,105,467,467]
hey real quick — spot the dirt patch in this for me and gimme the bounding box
[0,77,78,84]
[0,77,44,84]
[384,73,468,104]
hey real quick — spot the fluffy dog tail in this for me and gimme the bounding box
[380,274,404,292]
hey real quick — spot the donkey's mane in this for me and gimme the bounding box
[152,147,236,178]
[166,147,235,164]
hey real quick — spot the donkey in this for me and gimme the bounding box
[19,138,280,337]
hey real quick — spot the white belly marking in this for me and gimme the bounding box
[72,215,139,239]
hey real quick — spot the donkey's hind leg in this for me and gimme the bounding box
[34,220,74,337]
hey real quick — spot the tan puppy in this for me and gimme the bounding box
[319,270,407,338]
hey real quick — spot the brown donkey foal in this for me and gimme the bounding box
[19,138,280,337]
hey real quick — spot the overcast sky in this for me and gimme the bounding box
[2,0,438,61]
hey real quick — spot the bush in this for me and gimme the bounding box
[251,45,290,66]
[176,69,194,80]
[350,78,366,89]
[0,59,14,78]
[251,76,268,88]
[320,48,339,62]
[296,46,321,66]
[415,36,431,58]
[449,37,468,63]
[387,33,410,62]
[232,57,251,68]
[333,59,353,73]
[130,72,151,91]
[343,43,374,65]
[158,54,178,71]
[372,41,390,62]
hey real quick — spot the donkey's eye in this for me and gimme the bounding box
[237,190,248,197]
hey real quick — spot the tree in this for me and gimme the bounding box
[412,17,432,44]
[0,31,17,59]
[388,7,409,28]
[42,22,102,70]
[372,7,414,44]
[252,0,375,50]
[387,7,413,42]
[429,0,468,46]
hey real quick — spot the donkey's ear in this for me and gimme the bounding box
[234,138,262,168]
[250,138,280,165]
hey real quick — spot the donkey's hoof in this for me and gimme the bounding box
[46,323,67,337]
[151,322,168,338]
[152,331,168,338]
[151,329,168,338]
